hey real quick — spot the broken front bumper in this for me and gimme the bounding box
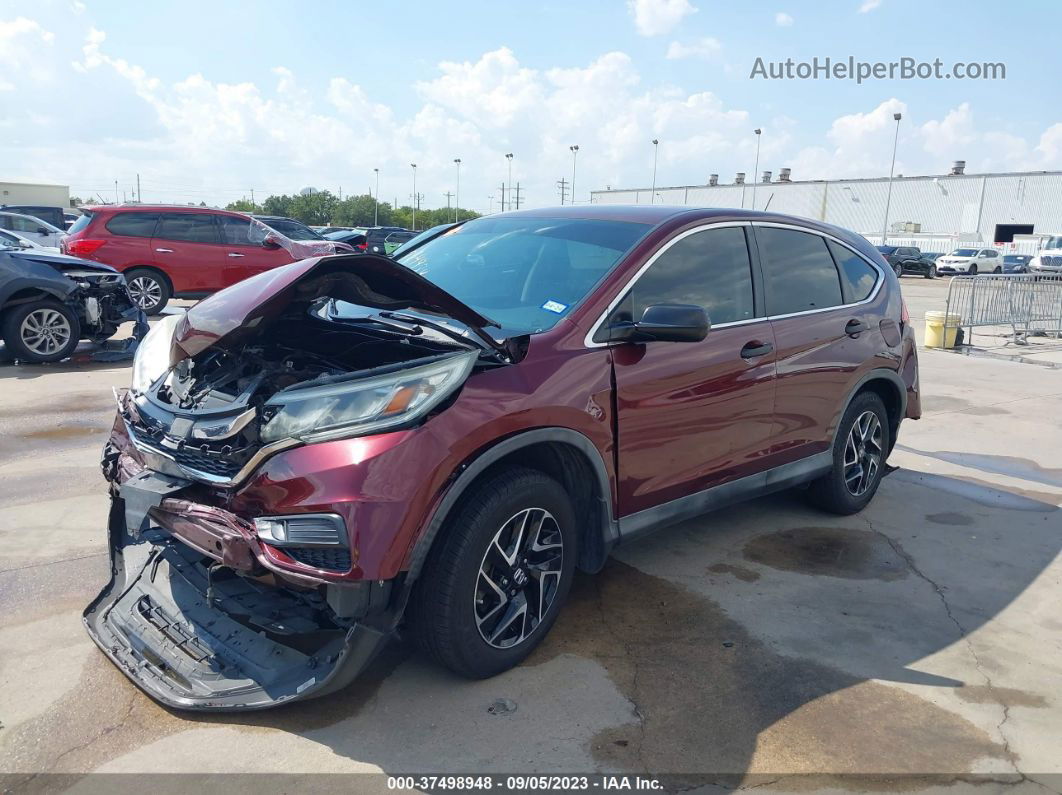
[84,471,394,711]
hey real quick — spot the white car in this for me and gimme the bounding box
[0,211,66,249]
[935,247,1002,275]
[1029,235,1062,275]
[0,227,60,252]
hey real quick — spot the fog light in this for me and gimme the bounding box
[254,514,346,547]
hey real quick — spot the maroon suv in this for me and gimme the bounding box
[86,205,920,710]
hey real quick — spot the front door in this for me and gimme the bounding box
[216,214,294,287]
[151,212,229,293]
[609,224,777,516]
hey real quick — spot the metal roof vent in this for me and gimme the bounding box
[778,168,792,182]
[950,160,966,175]
[761,171,772,183]
[708,174,718,186]
[735,172,746,184]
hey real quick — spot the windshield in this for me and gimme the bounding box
[393,216,651,335]
[1003,255,1026,263]
[875,246,897,254]
[1043,236,1062,250]
[950,248,978,256]
[260,218,322,241]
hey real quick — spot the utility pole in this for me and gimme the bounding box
[114,180,119,205]
[250,188,255,211]
[444,191,454,215]
[136,173,141,203]
[373,168,380,226]
[556,178,569,205]
[499,182,507,213]
[569,145,579,204]
[504,153,514,211]
[338,185,343,201]
[514,182,523,210]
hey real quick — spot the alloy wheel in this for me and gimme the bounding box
[843,410,883,497]
[474,507,564,649]
[20,308,72,356]
[128,276,162,310]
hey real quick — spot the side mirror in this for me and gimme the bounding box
[612,303,710,343]
[261,235,281,250]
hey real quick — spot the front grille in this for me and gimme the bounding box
[1043,256,1055,267]
[285,547,352,572]
[134,433,243,480]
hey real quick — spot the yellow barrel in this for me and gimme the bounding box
[925,311,962,348]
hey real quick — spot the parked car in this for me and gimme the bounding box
[1,204,67,230]
[875,245,936,278]
[314,226,354,235]
[362,225,409,255]
[935,247,1002,275]
[0,211,67,249]
[922,252,944,262]
[383,229,416,255]
[0,228,58,252]
[61,205,352,315]
[63,212,80,230]
[1030,235,1062,275]
[1002,254,1032,274]
[86,205,920,711]
[324,229,368,251]
[0,245,142,363]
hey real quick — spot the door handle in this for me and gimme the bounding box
[845,319,869,337]
[155,247,173,253]
[227,252,245,258]
[740,340,774,359]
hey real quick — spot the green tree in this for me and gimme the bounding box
[261,194,296,218]
[225,198,256,212]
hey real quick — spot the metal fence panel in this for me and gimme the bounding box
[943,274,1062,343]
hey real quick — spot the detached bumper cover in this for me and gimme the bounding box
[84,491,391,712]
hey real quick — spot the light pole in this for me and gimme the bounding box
[650,140,659,204]
[881,112,902,246]
[410,163,417,231]
[569,145,579,205]
[751,128,762,210]
[505,153,513,211]
[373,168,379,226]
[454,158,461,222]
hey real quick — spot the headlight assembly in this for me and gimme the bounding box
[130,313,181,394]
[260,350,478,444]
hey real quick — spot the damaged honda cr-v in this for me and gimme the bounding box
[87,205,920,710]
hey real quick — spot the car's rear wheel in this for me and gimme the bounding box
[806,391,890,515]
[2,299,81,363]
[924,265,937,279]
[410,467,576,679]
[125,268,171,315]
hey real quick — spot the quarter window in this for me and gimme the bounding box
[105,212,159,238]
[217,215,253,245]
[628,226,755,326]
[828,241,878,302]
[156,213,219,244]
[757,227,843,316]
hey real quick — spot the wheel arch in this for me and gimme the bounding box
[125,265,174,292]
[404,428,618,594]
[1,285,69,313]
[837,369,907,454]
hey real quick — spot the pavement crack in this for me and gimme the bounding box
[860,515,1032,783]
[0,551,106,574]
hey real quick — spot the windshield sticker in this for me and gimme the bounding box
[541,300,568,314]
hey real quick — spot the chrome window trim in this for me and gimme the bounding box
[583,219,885,348]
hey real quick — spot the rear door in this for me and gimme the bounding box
[151,213,226,293]
[754,224,886,466]
[609,223,777,516]
[100,211,160,271]
[216,214,294,286]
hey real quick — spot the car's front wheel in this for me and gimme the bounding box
[993,265,1002,274]
[893,263,903,278]
[411,467,576,679]
[2,299,81,363]
[125,268,171,315]
[806,391,890,515]
[967,264,978,275]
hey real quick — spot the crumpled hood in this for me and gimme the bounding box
[173,253,496,361]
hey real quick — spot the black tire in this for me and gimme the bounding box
[410,466,577,679]
[806,391,891,515]
[924,265,937,279]
[2,299,81,363]
[893,263,903,278]
[993,266,1002,274]
[967,264,978,275]
[124,268,171,315]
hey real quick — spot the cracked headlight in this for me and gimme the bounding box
[260,350,478,444]
[130,314,181,394]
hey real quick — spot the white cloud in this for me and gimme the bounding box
[627,0,697,37]
[666,37,722,60]
[859,0,881,12]
[0,16,55,82]
[919,102,975,157]
[774,12,794,26]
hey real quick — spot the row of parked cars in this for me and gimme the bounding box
[876,244,1037,278]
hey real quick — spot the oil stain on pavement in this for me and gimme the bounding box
[742,527,908,581]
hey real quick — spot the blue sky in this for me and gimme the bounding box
[4,0,1060,212]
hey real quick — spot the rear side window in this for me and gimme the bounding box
[217,215,253,245]
[156,213,218,244]
[628,226,755,326]
[757,227,843,316]
[828,241,878,302]
[105,212,159,238]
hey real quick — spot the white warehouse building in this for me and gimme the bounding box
[590,164,1062,254]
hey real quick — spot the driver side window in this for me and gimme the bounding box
[626,226,755,326]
